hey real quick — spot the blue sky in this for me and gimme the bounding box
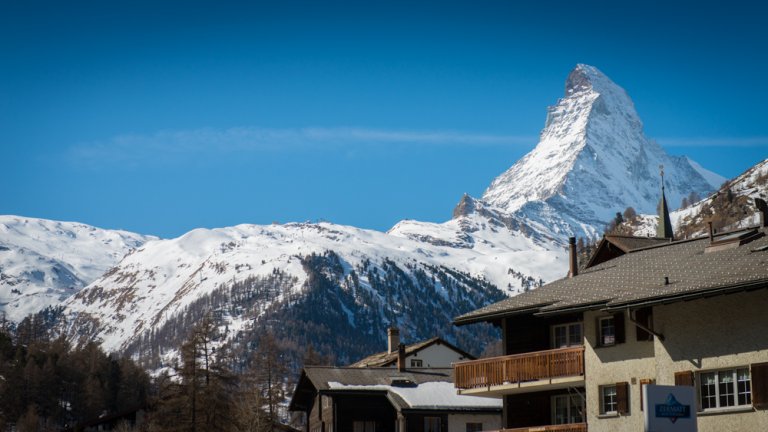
[2,1,767,238]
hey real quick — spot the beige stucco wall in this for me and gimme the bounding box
[584,310,656,432]
[585,289,768,432]
[654,289,768,431]
[409,343,470,368]
[447,413,501,432]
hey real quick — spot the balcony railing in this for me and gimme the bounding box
[454,346,585,390]
[495,423,587,432]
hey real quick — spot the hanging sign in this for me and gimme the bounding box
[643,384,697,432]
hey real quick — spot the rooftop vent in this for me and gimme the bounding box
[705,229,764,253]
[389,377,416,387]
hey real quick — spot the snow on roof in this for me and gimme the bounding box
[327,381,501,410]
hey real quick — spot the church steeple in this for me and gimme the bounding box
[657,165,674,239]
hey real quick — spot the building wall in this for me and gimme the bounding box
[654,289,768,431]
[505,390,583,429]
[407,343,470,368]
[584,309,656,432]
[308,394,322,432]
[447,413,501,432]
[333,393,396,432]
[585,290,768,432]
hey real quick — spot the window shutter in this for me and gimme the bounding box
[613,312,625,344]
[616,381,629,414]
[639,378,655,411]
[595,317,602,346]
[635,307,653,341]
[674,371,694,387]
[752,362,768,409]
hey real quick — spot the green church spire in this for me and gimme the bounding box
[657,165,674,239]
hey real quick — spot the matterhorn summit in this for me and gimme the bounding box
[482,64,723,239]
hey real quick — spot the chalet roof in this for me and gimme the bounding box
[289,366,501,412]
[603,235,672,252]
[348,337,474,367]
[584,235,672,269]
[455,227,768,325]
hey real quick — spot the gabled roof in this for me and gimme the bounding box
[348,337,474,367]
[289,366,501,412]
[584,235,672,269]
[455,227,768,325]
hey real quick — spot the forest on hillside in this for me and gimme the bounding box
[0,313,312,432]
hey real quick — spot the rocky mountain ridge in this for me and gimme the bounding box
[60,211,561,368]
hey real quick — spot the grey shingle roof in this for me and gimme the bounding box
[455,227,768,324]
[603,235,673,252]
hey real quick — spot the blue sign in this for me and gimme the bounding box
[644,384,697,432]
[655,394,691,424]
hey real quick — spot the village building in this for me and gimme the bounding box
[452,197,768,431]
[349,327,475,368]
[289,329,501,432]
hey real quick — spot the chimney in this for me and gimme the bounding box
[756,198,768,228]
[568,237,578,278]
[708,221,714,242]
[397,343,406,372]
[387,327,400,354]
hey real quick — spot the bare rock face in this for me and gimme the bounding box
[564,65,593,95]
[452,194,477,218]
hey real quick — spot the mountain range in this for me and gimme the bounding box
[3,64,747,369]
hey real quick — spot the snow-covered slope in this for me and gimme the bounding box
[675,158,766,235]
[610,158,768,237]
[0,216,155,322]
[62,208,568,358]
[482,64,722,240]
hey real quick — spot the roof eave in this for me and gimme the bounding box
[453,304,551,326]
[604,279,768,312]
[533,300,610,317]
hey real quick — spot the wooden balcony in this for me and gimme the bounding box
[454,346,584,395]
[494,423,587,432]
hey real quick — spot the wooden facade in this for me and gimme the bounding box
[454,313,586,430]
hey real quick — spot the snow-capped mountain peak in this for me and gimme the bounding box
[481,64,721,240]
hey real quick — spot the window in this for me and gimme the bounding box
[551,322,583,348]
[598,317,615,346]
[353,421,376,432]
[552,394,585,424]
[465,423,482,432]
[600,385,618,414]
[699,368,751,410]
[424,417,441,432]
[410,359,423,367]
